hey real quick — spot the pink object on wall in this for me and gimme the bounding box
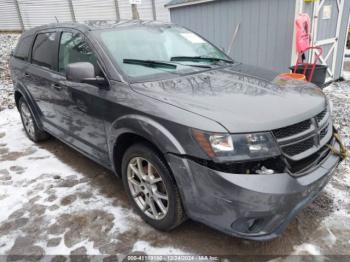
[295,13,311,53]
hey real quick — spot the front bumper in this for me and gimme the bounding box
[167,142,341,240]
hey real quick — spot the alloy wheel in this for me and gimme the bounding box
[127,157,169,220]
[20,102,35,139]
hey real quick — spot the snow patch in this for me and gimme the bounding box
[132,240,191,255]
[0,109,132,254]
[292,243,321,255]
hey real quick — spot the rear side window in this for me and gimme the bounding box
[14,35,33,61]
[58,32,100,75]
[32,32,58,70]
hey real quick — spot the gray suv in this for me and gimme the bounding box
[10,20,342,240]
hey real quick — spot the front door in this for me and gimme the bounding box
[50,30,110,164]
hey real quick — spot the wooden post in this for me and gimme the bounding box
[67,0,76,22]
[14,0,25,31]
[131,4,140,19]
[114,0,120,21]
[151,0,157,20]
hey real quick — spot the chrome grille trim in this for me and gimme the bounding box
[272,107,332,175]
[319,122,333,147]
[316,109,329,127]
[281,136,316,157]
[287,137,334,176]
[273,119,313,140]
[316,108,327,123]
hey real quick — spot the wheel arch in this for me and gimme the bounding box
[13,84,44,130]
[109,114,186,177]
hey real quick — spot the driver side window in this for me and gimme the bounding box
[58,32,102,76]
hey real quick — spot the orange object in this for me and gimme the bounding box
[279,73,306,81]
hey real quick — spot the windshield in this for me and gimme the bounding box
[94,25,232,81]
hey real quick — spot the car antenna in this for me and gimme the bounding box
[227,22,240,55]
[54,16,59,23]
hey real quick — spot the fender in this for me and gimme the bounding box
[107,114,200,213]
[108,114,186,161]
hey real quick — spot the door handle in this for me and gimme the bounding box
[51,83,62,91]
[24,72,30,77]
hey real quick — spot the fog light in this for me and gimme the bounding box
[231,217,265,234]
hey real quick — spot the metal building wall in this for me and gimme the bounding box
[0,0,22,31]
[137,0,155,20]
[156,0,171,21]
[170,0,296,72]
[118,0,134,19]
[19,0,73,29]
[72,0,118,22]
[0,0,171,31]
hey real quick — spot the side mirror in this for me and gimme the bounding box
[66,62,95,82]
[66,62,108,88]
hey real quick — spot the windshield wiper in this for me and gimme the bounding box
[171,62,212,68]
[170,56,233,64]
[123,59,177,69]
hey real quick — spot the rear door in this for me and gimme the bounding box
[10,34,35,106]
[26,30,61,126]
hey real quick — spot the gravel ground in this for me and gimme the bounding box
[0,33,19,111]
[0,33,349,259]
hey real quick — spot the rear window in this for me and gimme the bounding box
[14,35,33,61]
[31,32,58,70]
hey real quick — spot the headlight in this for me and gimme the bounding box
[193,129,280,161]
[209,134,234,153]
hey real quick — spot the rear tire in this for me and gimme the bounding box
[18,97,50,142]
[122,143,185,231]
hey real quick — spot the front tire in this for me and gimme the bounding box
[122,143,185,231]
[18,97,49,142]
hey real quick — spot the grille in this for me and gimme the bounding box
[282,137,315,156]
[316,108,327,123]
[273,107,332,175]
[286,141,331,173]
[273,119,312,139]
[320,125,329,140]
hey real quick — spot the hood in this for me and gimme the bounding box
[130,64,327,133]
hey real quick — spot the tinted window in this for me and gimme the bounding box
[32,32,57,70]
[59,32,100,75]
[14,35,33,61]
